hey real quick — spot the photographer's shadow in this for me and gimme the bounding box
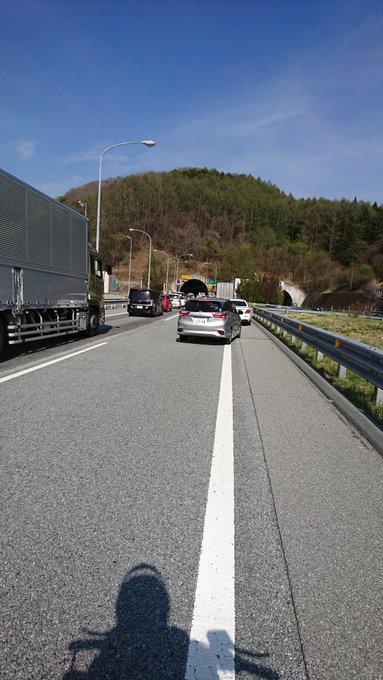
[63,562,279,679]
[63,563,189,680]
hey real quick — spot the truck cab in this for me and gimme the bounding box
[87,245,106,333]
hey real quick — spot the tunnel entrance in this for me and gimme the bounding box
[180,278,208,296]
[283,290,293,306]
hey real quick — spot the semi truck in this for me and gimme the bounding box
[0,168,106,358]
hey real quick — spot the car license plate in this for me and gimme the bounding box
[194,318,207,324]
[136,305,143,309]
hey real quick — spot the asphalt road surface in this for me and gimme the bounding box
[0,310,382,679]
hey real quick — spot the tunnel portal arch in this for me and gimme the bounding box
[180,278,208,296]
[280,281,306,307]
[283,290,293,306]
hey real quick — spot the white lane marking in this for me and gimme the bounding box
[0,343,108,384]
[105,311,128,318]
[105,311,177,321]
[185,345,235,679]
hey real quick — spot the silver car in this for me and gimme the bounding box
[177,298,241,343]
[231,298,252,325]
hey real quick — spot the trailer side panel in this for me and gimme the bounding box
[0,169,88,306]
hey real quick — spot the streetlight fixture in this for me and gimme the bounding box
[126,235,133,296]
[154,249,170,292]
[78,201,88,219]
[129,228,152,288]
[96,139,156,251]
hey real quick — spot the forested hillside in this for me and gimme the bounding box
[61,168,383,293]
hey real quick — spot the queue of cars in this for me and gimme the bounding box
[168,292,186,309]
[128,288,253,344]
[128,289,180,315]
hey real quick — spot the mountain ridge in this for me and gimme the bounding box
[61,167,383,293]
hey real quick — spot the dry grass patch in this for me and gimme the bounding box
[288,313,383,350]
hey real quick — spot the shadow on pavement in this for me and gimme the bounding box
[62,563,279,679]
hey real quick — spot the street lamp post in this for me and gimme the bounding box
[96,139,155,252]
[129,228,152,288]
[154,249,170,292]
[204,260,218,293]
[175,253,193,291]
[127,235,132,296]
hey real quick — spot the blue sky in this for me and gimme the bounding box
[1,0,383,203]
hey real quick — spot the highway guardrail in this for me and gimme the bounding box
[253,307,383,405]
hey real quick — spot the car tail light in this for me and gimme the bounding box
[218,329,225,335]
[245,309,251,314]
[212,313,227,319]
[179,311,190,316]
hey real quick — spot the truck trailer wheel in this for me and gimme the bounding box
[87,309,99,337]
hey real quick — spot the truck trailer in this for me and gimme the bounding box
[216,281,235,299]
[0,168,105,357]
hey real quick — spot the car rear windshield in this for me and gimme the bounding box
[233,300,246,306]
[129,289,151,301]
[185,300,223,312]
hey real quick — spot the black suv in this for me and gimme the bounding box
[128,289,164,317]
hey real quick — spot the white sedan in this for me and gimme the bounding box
[168,293,183,309]
[231,298,252,325]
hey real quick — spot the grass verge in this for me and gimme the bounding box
[255,314,383,428]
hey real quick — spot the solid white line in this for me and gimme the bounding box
[105,311,128,318]
[105,311,177,321]
[185,345,235,679]
[0,342,108,384]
